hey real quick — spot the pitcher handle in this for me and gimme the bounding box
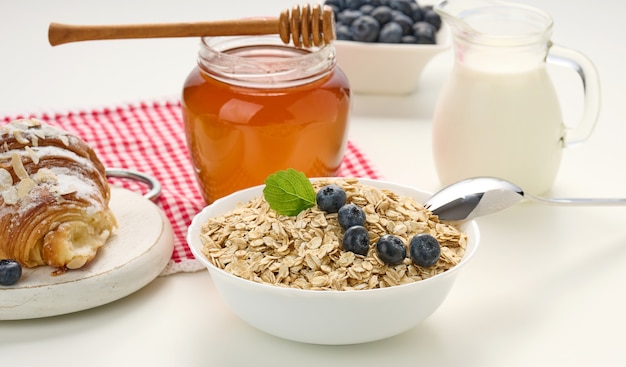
[547,43,601,147]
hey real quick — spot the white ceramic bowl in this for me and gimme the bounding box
[334,25,451,95]
[187,178,479,345]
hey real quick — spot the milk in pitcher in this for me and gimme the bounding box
[432,64,565,195]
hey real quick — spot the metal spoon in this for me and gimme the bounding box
[423,176,626,221]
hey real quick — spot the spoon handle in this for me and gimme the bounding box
[48,4,334,47]
[48,19,279,46]
[527,195,626,206]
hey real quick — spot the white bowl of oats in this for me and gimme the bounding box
[187,176,479,345]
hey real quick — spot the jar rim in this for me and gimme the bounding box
[197,35,336,89]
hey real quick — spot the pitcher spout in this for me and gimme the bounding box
[434,0,553,46]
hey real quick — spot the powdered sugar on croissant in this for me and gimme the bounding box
[0,118,117,270]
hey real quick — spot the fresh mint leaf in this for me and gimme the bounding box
[263,168,316,216]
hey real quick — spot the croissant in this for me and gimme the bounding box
[0,118,117,270]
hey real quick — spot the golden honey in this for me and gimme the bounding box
[182,35,351,204]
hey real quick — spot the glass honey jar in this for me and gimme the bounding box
[182,35,351,204]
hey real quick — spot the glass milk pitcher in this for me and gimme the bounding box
[432,0,600,194]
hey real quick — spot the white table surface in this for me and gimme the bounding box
[2,0,626,366]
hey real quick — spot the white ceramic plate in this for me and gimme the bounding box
[0,187,174,320]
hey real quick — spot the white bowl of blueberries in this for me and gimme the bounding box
[326,0,451,95]
[187,176,479,345]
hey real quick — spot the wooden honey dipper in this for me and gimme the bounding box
[48,3,335,48]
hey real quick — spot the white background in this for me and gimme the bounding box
[2,0,626,366]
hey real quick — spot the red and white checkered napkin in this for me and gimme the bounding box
[2,101,382,275]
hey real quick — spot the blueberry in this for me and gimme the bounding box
[336,24,354,40]
[376,234,406,265]
[412,21,436,44]
[0,259,22,286]
[423,8,442,30]
[337,203,367,229]
[337,9,363,26]
[401,35,418,44]
[378,21,403,43]
[359,4,375,15]
[388,0,413,17]
[391,12,414,35]
[316,184,347,213]
[350,15,381,42]
[346,0,365,10]
[409,234,441,268]
[410,3,424,22]
[325,0,346,10]
[371,6,393,25]
[390,9,405,19]
[342,225,370,256]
